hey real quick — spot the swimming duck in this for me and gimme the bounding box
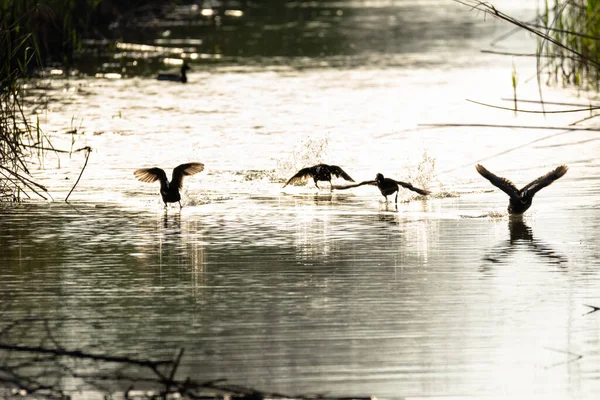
[157,63,190,83]
[283,164,354,190]
[134,162,204,208]
[340,173,430,203]
[475,164,568,214]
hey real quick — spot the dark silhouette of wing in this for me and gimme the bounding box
[520,165,568,196]
[333,180,377,190]
[171,162,204,190]
[283,167,314,187]
[475,164,520,199]
[134,168,168,185]
[393,180,430,196]
[328,165,355,182]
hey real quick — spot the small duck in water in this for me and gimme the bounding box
[134,162,204,208]
[475,164,568,215]
[283,164,354,190]
[157,63,190,83]
[338,173,430,203]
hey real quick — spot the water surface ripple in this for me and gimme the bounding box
[2,0,600,398]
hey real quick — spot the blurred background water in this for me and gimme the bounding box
[1,0,600,398]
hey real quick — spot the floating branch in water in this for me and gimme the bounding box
[569,113,600,126]
[0,343,173,368]
[543,347,583,369]
[65,146,91,203]
[583,304,600,316]
[0,334,375,400]
[419,123,600,132]
[423,127,573,175]
[465,99,600,114]
[482,50,567,58]
[500,98,600,108]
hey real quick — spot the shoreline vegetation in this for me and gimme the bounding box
[1,0,91,200]
[0,0,168,201]
[457,0,600,88]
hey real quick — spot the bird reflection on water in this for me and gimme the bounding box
[376,212,400,226]
[154,212,206,273]
[481,217,568,268]
[162,211,182,232]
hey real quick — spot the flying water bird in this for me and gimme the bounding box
[283,164,354,190]
[338,173,430,203]
[134,162,204,208]
[157,63,190,83]
[475,164,568,215]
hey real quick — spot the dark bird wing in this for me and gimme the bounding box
[333,180,377,190]
[328,165,355,182]
[393,180,431,196]
[171,162,205,190]
[134,168,168,184]
[520,165,568,196]
[283,167,314,187]
[475,164,520,200]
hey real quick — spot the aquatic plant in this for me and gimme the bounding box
[0,4,46,200]
[457,0,600,89]
[535,0,600,88]
[0,0,102,200]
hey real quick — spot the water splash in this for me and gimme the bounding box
[460,210,508,219]
[276,136,329,182]
[487,210,507,218]
[392,149,438,201]
[405,149,436,190]
[431,191,461,199]
[240,169,276,182]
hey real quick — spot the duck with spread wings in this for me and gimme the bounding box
[338,173,430,204]
[283,164,354,190]
[475,164,568,215]
[134,162,204,208]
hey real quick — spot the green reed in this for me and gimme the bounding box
[538,0,600,88]
[457,1,600,89]
[0,0,102,200]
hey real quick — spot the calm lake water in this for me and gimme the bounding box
[2,0,600,398]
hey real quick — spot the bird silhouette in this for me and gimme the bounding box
[134,162,204,208]
[283,164,354,190]
[476,164,568,214]
[337,173,430,203]
[157,63,190,83]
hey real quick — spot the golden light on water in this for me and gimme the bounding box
[163,57,185,65]
[94,72,122,79]
[116,42,186,54]
[224,10,244,18]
